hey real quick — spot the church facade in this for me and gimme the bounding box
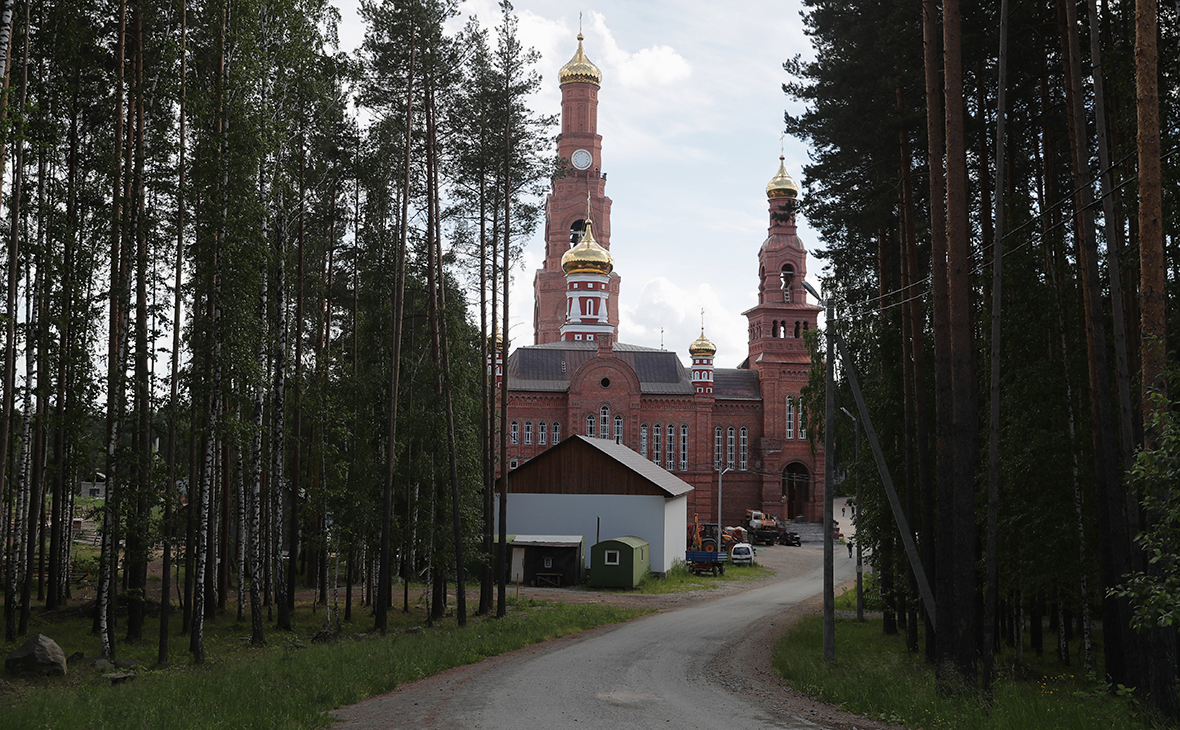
[499,34,825,526]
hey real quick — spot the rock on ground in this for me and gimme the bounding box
[5,634,67,676]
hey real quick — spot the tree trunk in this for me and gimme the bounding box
[377,24,415,634]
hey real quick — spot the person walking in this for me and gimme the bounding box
[847,540,853,558]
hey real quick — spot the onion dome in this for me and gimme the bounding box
[561,220,613,275]
[688,330,717,357]
[559,33,602,85]
[766,156,800,200]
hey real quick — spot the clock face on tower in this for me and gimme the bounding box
[571,149,593,170]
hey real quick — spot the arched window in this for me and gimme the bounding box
[538,421,547,445]
[785,397,795,440]
[614,415,623,442]
[666,424,675,470]
[586,415,596,438]
[726,427,735,468]
[781,263,795,302]
[640,424,648,458]
[552,422,561,444]
[570,219,586,245]
[799,401,807,439]
[680,425,689,471]
[510,421,519,444]
[600,405,610,439]
[653,424,662,465]
[740,427,749,470]
[794,321,801,338]
[714,427,723,469]
[771,320,779,338]
[524,422,533,445]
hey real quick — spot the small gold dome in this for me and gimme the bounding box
[561,221,613,275]
[766,156,800,199]
[689,330,717,358]
[559,33,602,85]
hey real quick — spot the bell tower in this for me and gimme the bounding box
[742,157,818,369]
[533,33,619,344]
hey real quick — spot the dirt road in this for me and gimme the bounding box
[333,519,894,730]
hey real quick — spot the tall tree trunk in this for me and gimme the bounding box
[272,208,289,631]
[1133,1,1177,717]
[159,0,186,664]
[289,146,305,613]
[943,0,977,685]
[983,0,1010,699]
[427,83,467,626]
[923,0,955,691]
[376,24,415,634]
[1058,0,1134,691]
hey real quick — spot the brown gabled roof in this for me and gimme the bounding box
[503,435,694,498]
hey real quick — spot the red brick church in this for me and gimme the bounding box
[499,34,825,526]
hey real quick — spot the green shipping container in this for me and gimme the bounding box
[590,536,650,589]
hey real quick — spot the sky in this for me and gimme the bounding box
[338,0,824,368]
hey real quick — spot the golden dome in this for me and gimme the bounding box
[766,156,800,199]
[559,33,602,85]
[561,221,613,275]
[688,330,717,358]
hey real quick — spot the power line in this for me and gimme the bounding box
[836,144,1178,321]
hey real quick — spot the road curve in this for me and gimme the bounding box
[334,554,857,730]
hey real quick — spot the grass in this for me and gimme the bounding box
[1,596,646,730]
[834,570,884,612]
[773,615,1164,730]
[612,560,774,594]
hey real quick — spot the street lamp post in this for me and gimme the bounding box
[841,406,863,622]
[718,465,733,555]
[803,279,835,663]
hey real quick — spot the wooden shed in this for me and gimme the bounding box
[508,535,584,587]
[590,536,650,589]
[495,436,693,575]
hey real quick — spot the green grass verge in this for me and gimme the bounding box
[619,560,773,594]
[1,598,646,730]
[773,616,1162,730]
[834,571,884,612]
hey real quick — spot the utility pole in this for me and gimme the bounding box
[805,279,835,663]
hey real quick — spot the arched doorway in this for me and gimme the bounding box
[782,463,810,520]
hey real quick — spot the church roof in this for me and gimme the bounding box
[507,342,764,401]
[714,369,762,400]
[506,341,694,394]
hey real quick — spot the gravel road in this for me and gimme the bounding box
[333,525,897,730]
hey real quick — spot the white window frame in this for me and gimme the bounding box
[714,427,723,469]
[539,421,547,445]
[640,424,648,458]
[614,415,623,442]
[511,421,519,445]
[524,421,533,445]
[740,427,749,470]
[726,427,735,469]
[680,424,688,471]
[553,422,561,443]
[653,424,662,465]
[600,405,610,439]
[666,424,675,470]
[785,397,795,440]
[605,550,620,566]
[586,415,596,438]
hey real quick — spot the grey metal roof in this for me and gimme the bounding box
[510,535,585,547]
[714,369,762,400]
[506,341,694,394]
[572,435,695,497]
